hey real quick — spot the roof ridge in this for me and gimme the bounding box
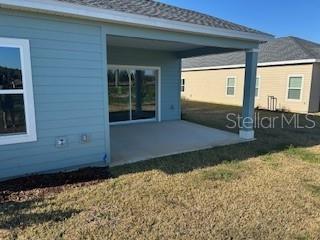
[288,36,320,47]
[289,36,320,59]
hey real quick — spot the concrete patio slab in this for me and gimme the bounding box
[110,120,244,167]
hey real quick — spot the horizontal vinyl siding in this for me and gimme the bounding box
[257,65,313,113]
[182,64,314,113]
[0,10,107,179]
[108,46,181,121]
[182,69,244,106]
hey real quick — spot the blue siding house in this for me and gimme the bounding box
[0,0,272,180]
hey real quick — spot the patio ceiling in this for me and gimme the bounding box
[107,35,240,58]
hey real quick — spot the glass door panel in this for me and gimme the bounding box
[131,69,157,120]
[108,69,130,122]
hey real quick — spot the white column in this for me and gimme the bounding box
[239,49,259,140]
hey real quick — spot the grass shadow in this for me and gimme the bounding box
[0,199,80,230]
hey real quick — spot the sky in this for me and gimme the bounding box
[161,0,320,43]
[0,47,21,69]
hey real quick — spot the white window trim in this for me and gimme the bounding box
[226,76,236,97]
[108,64,162,124]
[255,76,261,99]
[0,37,37,145]
[286,74,304,102]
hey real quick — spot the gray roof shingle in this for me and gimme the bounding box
[56,0,268,35]
[182,37,320,69]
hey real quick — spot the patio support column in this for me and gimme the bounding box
[240,49,259,140]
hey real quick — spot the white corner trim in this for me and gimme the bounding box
[239,130,255,140]
[0,37,37,146]
[182,59,319,72]
[0,0,273,42]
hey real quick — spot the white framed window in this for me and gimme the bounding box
[226,77,236,96]
[255,77,260,98]
[0,37,37,145]
[287,75,303,101]
[181,78,185,92]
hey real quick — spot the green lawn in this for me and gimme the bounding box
[1,100,320,239]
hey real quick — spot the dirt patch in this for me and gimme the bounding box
[0,167,111,203]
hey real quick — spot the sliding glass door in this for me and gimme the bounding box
[108,66,159,123]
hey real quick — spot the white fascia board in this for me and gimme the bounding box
[0,0,273,42]
[182,59,319,72]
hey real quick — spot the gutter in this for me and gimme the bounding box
[182,59,319,72]
[0,0,273,42]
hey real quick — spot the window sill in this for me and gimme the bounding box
[286,99,303,102]
[0,133,37,146]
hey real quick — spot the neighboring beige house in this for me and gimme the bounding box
[182,37,320,113]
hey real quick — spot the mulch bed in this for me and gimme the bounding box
[0,167,112,203]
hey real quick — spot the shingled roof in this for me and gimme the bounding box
[56,0,266,35]
[183,37,320,69]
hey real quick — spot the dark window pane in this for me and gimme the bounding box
[288,89,301,100]
[227,78,235,87]
[0,94,26,135]
[227,87,235,95]
[0,47,23,90]
[108,70,130,122]
[131,69,157,120]
[289,77,302,88]
[181,79,185,92]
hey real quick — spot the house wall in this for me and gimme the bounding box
[182,64,314,113]
[0,9,108,180]
[0,9,182,180]
[108,46,182,121]
[309,63,320,112]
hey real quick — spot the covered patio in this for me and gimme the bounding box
[110,121,245,166]
[106,33,265,166]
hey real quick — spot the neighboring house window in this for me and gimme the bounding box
[0,38,37,145]
[255,77,260,97]
[181,79,185,92]
[287,76,303,100]
[226,77,236,96]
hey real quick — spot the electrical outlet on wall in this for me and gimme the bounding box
[81,134,90,144]
[55,137,68,148]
